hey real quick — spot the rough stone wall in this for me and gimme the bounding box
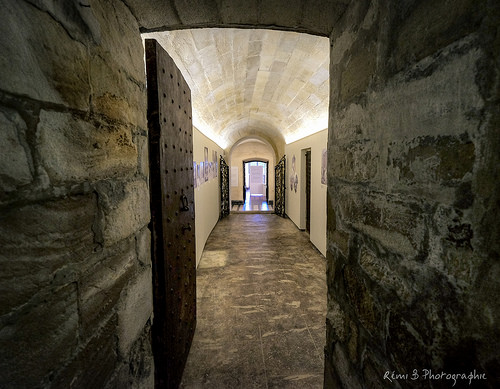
[325,0,500,388]
[0,1,153,388]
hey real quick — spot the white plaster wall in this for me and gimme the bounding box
[285,129,327,256]
[193,127,224,266]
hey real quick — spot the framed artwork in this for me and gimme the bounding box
[321,148,327,185]
[193,161,197,188]
[212,150,218,178]
[204,147,209,181]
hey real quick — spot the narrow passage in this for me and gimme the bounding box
[180,214,326,388]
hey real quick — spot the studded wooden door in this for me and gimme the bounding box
[145,39,196,389]
[275,155,286,217]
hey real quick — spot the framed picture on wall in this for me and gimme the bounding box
[321,148,327,185]
[212,150,217,178]
[193,161,197,188]
[204,147,208,181]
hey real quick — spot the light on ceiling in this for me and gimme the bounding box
[284,111,328,144]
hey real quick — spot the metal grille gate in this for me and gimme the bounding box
[305,150,311,232]
[145,39,196,389]
[220,155,230,219]
[275,155,286,217]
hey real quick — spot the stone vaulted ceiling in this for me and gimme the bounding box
[143,28,329,150]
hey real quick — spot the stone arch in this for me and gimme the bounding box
[228,135,278,204]
[228,135,280,163]
[126,0,350,37]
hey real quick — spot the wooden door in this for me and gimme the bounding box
[275,155,286,217]
[145,39,196,389]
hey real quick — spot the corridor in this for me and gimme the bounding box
[180,214,326,388]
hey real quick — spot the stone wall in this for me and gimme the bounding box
[0,1,153,387]
[325,0,500,387]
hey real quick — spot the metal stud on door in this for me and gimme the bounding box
[145,39,196,389]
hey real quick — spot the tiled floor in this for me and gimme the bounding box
[180,214,326,388]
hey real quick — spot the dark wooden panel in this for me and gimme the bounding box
[145,39,196,389]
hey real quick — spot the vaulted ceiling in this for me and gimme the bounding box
[143,28,329,151]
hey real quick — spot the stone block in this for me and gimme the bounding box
[360,249,413,304]
[0,194,96,316]
[330,103,368,141]
[330,30,356,66]
[330,44,485,201]
[356,223,417,259]
[347,319,358,363]
[394,0,483,71]
[91,0,144,81]
[87,0,146,129]
[327,191,337,230]
[117,267,154,355]
[330,139,379,182]
[326,296,347,343]
[136,227,152,267]
[0,1,90,109]
[218,0,260,25]
[371,43,484,141]
[340,40,377,103]
[51,314,119,389]
[343,266,381,333]
[336,188,423,258]
[79,239,137,339]
[37,110,137,185]
[123,0,181,30]
[329,229,350,256]
[0,107,33,193]
[174,0,219,25]
[362,355,389,389]
[111,324,155,389]
[136,133,150,177]
[127,324,154,389]
[332,344,363,389]
[433,204,476,251]
[387,313,431,372]
[0,283,79,389]
[260,0,302,29]
[389,135,475,186]
[89,54,147,128]
[75,314,119,388]
[96,180,151,246]
[302,0,348,36]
